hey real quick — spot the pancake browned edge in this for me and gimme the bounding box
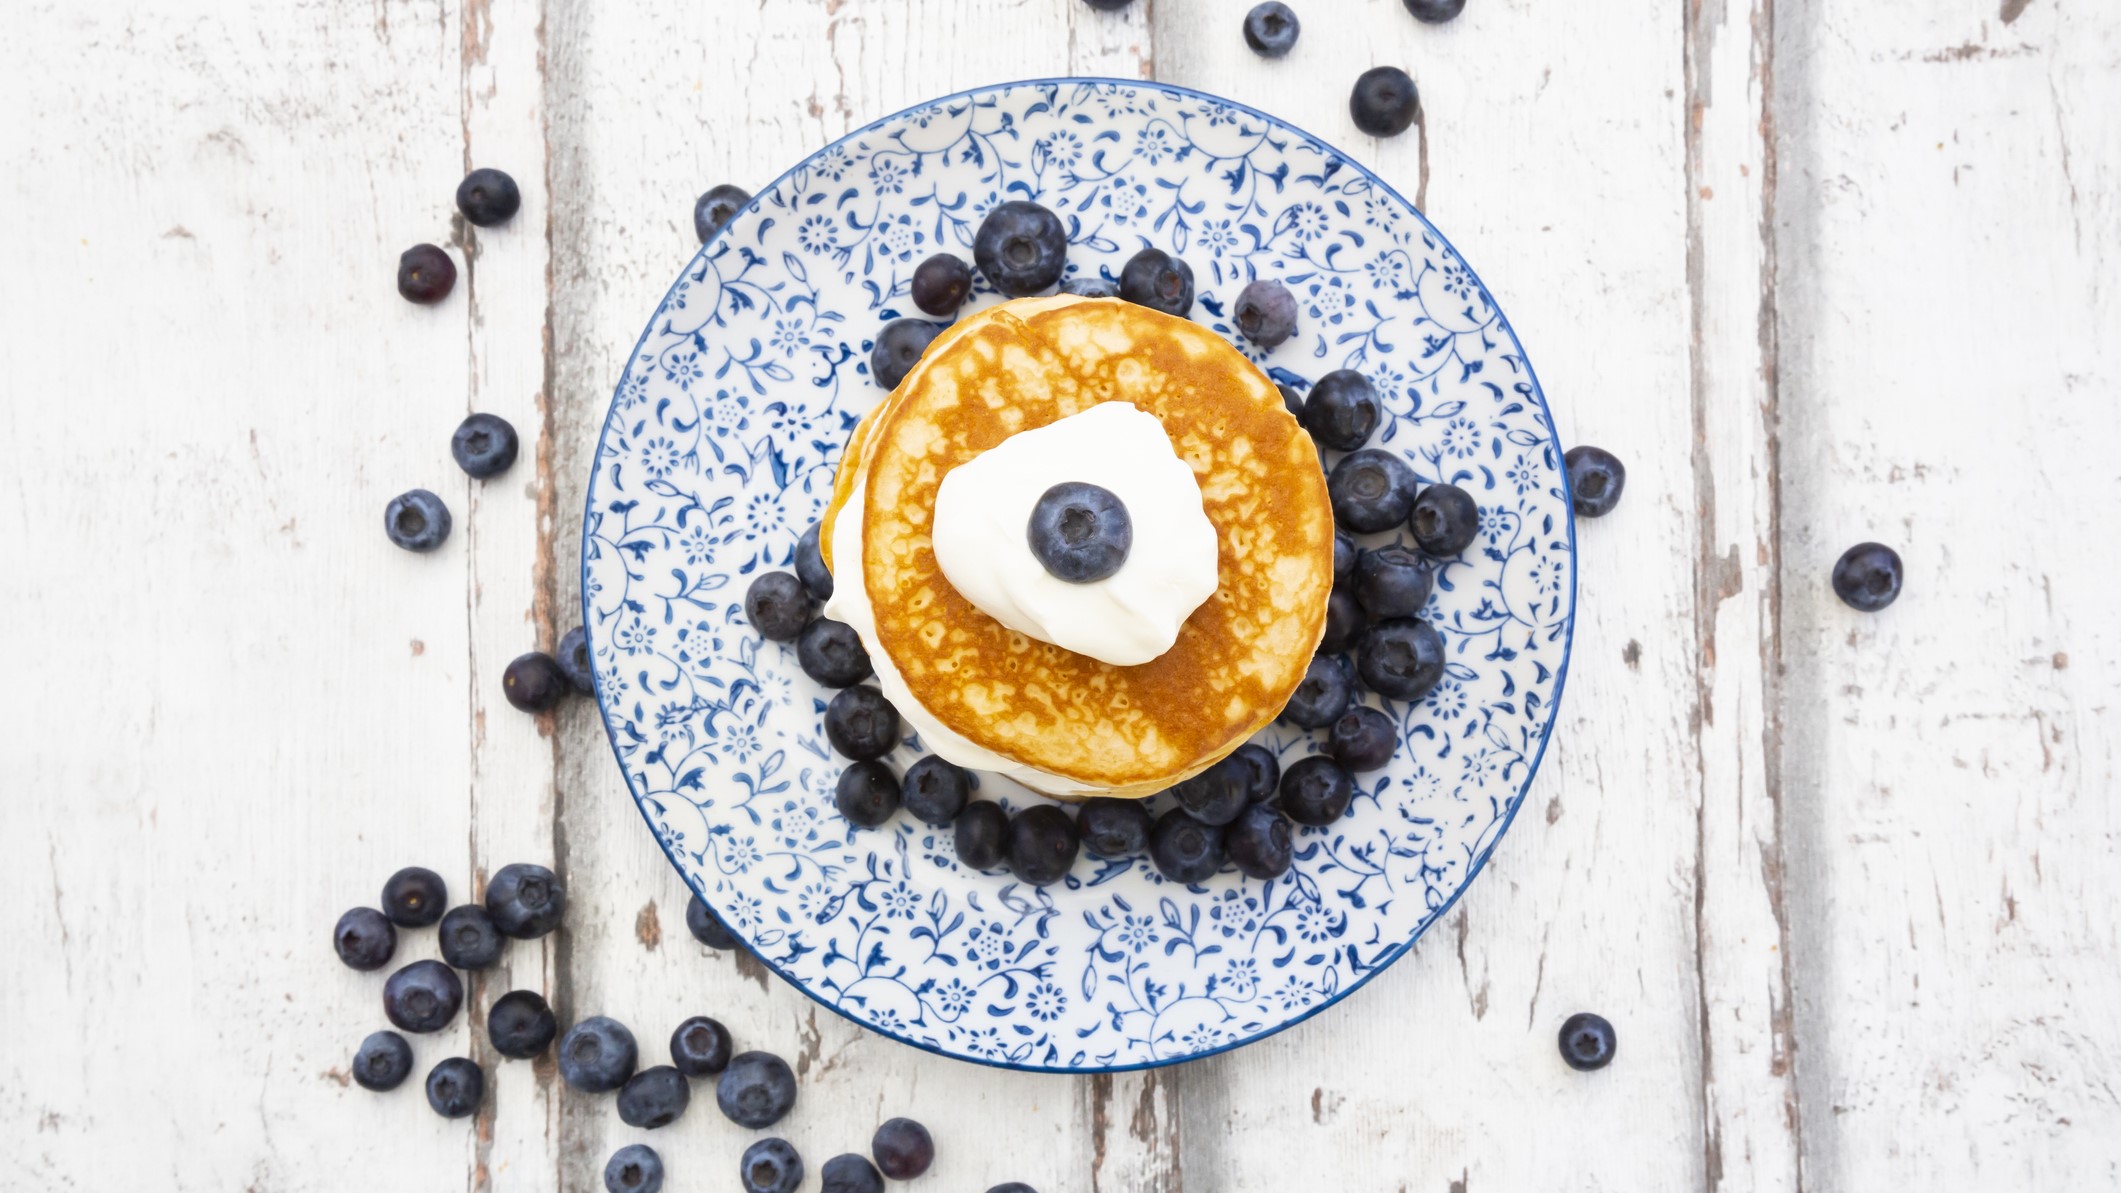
[829,296,1333,797]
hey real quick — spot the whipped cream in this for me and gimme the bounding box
[930,402,1219,667]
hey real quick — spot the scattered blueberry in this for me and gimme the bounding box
[1350,66,1420,137]
[1078,796,1153,859]
[1242,2,1301,58]
[670,1015,733,1077]
[557,625,595,694]
[485,861,565,939]
[1149,809,1224,884]
[1027,481,1132,583]
[1354,546,1433,619]
[872,1117,935,1180]
[716,1050,798,1129]
[1410,482,1479,555]
[1118,247,1195,317]
[1402,0,1465,23]
[954,801,1009,870]
[911,253,974,316]
[1231,742,1281,803]
[1281,654,1352,729]
[1357,618,1445,700]
[605,1144,665,1193]
[901,755,971,827]
[1300,370,1380,450]
[1006,805,1081,886]
[1320,588,1367,654]
[1081,0,1134,8]
[333,907,396,971]
[741,1138,805,1193]
[823,1153,887,1193]
[686,895,741,950]
[796,521,834,600]
[1232,277,1299,346]
[384,959,464,1033]
[825,685,902,761]
[1329,449,1420,532]
[352,1029,414,1091]
[451,412,520,479]
[456,167,521,227]
[974,201,1068,296]
[798,618,872,687]
[381,867,447,928]
[836,760,902,829]
[558,1016,639,1093]
[397,244,456,303]
[1333,529,1358,585]
[503,651,568,713]
[694,184,751,243]
[1061,274,1118,298]
[1559,1012,1617,1071]
[1225,804,1295,880]
[987,1185,1039,1193]
[1329,705,1397,771]
[1279,756,1354,826]
[487,989,558,1059]
[384,489,452,552]
[1832,542,1903,612]
[872,318,943,390]
[425,1057,484,1118]
[1171,756,1249,826]
[1564,446,1626,518]
[617,1065,692,1130]
[438,904,503,970]
[745,570,814,641]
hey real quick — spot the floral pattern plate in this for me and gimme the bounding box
[583,79,1574,1072]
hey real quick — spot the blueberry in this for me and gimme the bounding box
[1280,383,1305,418]
[823,1153,887,1193]
[451,412,520,479]
[456,167,522,227]
[1081,0,1134,8]
[974,201,1068,296]
[987,1186,1040,1193]
[745,570,814,641]
[1832,542,1903,612]
[1281,654,1352,729]
[799,618,872,687]
[1279,756,1354,826]
[1354,546,1433,619]
[425,1057,484,1118]
[1170,755,1249,826]
[901,755,972,827]
[1410,482,1479,555]
[1061,274,1119,298]
[487,989,558,1059]
[826,685,902,761]
[741,1138,804,1193]
[617,1065,691,1129]
[558,1016,639,1093]
[1333,529,1358,585]
[503,651,569,713]
[1242,1,1301,57]
[557,625,595,694]
[438,904,503,970]
[911,253,974,316]
[685,895,741,950]
[1077,797,1152,859]
[1402,0,1465,22]
[716,1050,798,1128]
[485,861,565,939]
[871,1117,935,1180]
[1233,277,1299,346]
[1231,742,1281,803]
[384,489,452,552]
[383,959,463,1033]
[1357,618,1445,701]
[1559,1012,1617,1071]
[381,866,447,928]
[836,760,901,828]
[1148,809,1224,884]
[1328,705,1397,771]
[1329,449,1420,532]
[605,1144,665,1193]
[1118,248,1195,317]
[1300,370,1380,450]
[352,1030,414,1091]
[1225,805,1295,880]
[872,318,943,390]
[669,1015,733,1077]
[1006,804,1081,886]
[1027,481,1131,582]
[333,907,396,971]
[796,521,834,600]
[1350,66,1420,137]
[694,183,751,244]
[397,243,456,303]
[1320,587,1367,654]
[1564,446,1626,518]
[954,801,1009,870]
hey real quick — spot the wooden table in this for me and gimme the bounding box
[5,1,2116,1188]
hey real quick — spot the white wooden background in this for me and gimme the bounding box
[3,0,2116,1189]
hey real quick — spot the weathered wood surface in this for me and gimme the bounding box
[1,0,2115,1189]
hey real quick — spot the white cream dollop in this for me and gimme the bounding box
[929,402,1219,667]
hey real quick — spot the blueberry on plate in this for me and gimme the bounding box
[954,801,1009,870]
[1279,756,1354,826]
[716,1050,798,1128]
[381,866,447,928]
[1242,1,1301,58]
[1300,370,1380,451]
[1280,382,1305,418]
[1028,481,1132,582]
[556,625,595,694]
[911,253,974,316]
[1328,705,1397,771]
[670,1014,733,1077]
[617,1065,691,1130]
[745,570,814,641]
[1328,449,1420,533]
[694,183,751,243]
[438,904,503,970]
[333,907,396,971]
[1410,482,1479,555]
[974,201,1068,296]
[798,618,872,687]
[872,318,943,390]
[1231,742,1281,803]
[836,760,901,829]
[1233,277,1299,346]
[1280,654,1352,729]
[1357,617,1445,701]
[1564,446,1626,518]
[1559,1012,1617,1071]
[485,861,565,939]
[1320,588,1367,654]
[503,651,569,713]
[872,1117,935,1180]
[1078,796,1152,859]
[1061,274,1119,298]
[1354,546,1433,620]
[352,1029,414,1091]
[741,1138,804,1193]
[451,412,520,479]
[1402,0,1465,23]
[1225,804,1295,880]
[397,244,456,303]
[558,1016,638,1093]
[455,167,521,227]
[487,989,558,1059]
[1350,66,1420,137]
[1118,247,1195,317]
[826,686,902,761]
[383,959,464,1033]
[1333,529,1358,585]
[1832,542,1903,612]
[685,894,741,950]
[901,755,972,826]
[384,489,452,552]
[1149,809,1224,884]
[1170,755,1249,826]
[605,1144,665,1193]
[822,1153,887,1193]
[425,1057,484,1118]
[796,521,834,600]
[1007,804,1081,886]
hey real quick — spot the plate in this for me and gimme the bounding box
[583,78,1574,1072]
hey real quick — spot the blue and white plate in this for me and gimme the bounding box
[584,78,1574,1072]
